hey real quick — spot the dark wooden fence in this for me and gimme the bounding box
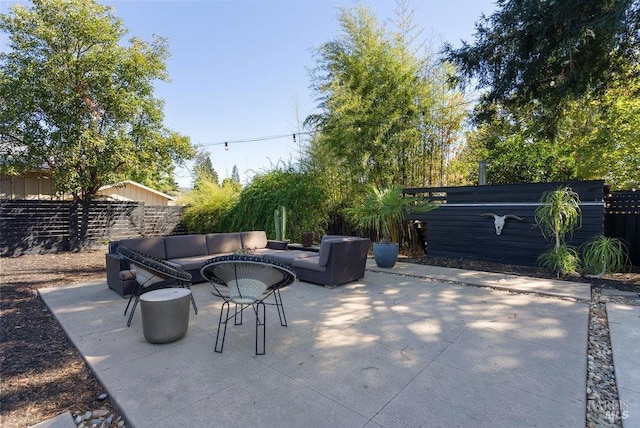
[3,183,638,266]
[604,189,640,265]
[0,200,186,256]
[403,180,606,266]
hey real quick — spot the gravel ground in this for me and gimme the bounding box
[1,251,638,427]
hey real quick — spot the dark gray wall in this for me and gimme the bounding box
[404,181,605,266]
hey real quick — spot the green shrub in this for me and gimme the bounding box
[580,235,630,276]
[537,244,580,276]
[180,180,240,233]
[344,185,438,243]
[217,169,329,241]
[535,186,581,245]
[535,186,582,276]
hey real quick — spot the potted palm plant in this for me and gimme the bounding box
[345,185,438,268]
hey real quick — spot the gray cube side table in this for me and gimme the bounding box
[140,288,191,343]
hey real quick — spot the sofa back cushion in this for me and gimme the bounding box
[240,231,268,250]
[116,237,167,260]
[318,236,350,266]
[206,233,243,255]
[164,234,208,259]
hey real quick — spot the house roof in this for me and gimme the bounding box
[98,180,177,201]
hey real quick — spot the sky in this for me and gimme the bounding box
[2,0,499,188]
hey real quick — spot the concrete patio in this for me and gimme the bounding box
[39,261,593,427]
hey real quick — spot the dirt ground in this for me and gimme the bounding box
[1,251,115,428]
[1,250,638,427]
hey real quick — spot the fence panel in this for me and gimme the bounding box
[143,206,187,236]
[1,200,186,256]
[69,201,145,250]
[405,180,606,266]
[0,200,71,255]
[605,190,640,265]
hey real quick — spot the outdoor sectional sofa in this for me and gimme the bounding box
[106,231,370,296]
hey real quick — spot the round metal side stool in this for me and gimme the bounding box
[140,288,192,344]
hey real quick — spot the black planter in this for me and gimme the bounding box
[301,232,313,247]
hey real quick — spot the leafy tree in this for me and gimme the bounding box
[221,177,242,193]
[129,166,179,196]
[444,0,639,135]
[451,73,639,188]
[192,150,219,188]
[445,0,639,189]
[453,102,578,184]
[0,0,195,201]
[420,61,468,186]
[305,2,467,201]
[557,75,640,189]
[231,165,241,183]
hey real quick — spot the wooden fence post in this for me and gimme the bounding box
[69,200,79,252]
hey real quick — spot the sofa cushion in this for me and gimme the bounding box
[293,256,326,272]
[241,231,268,250]
[118,268,136,281]
[318,236,350,266]
[165,234,208,259]
[167,254,230,272]
[206,233,243,255]
[117,237,167,260]
[254,249,315,265]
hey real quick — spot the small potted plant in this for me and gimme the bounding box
[301,232,314,247]
[345,185,438,268]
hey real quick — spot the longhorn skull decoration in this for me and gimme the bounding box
[479,213,524,235]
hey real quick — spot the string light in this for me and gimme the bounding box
[196,98,476,152]
[196,131,313,150]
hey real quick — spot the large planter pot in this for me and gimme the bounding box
[373,242,399,268]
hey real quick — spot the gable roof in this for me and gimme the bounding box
[98,180,176,202]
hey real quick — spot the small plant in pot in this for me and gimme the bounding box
[301,232,314,247]
[345,185,438,268]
